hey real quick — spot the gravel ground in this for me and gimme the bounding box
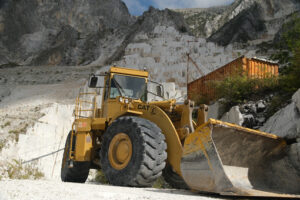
[0,179,223,200]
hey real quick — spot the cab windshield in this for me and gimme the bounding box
[110,74,147,101]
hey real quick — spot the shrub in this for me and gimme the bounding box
[0,139,7,152]
[8,129,20,134]
[152,176,171,189]
[189,92,210,105]
[4,121,10,127]
[213,75,279,110]
[93,170,108,184]
[8,123,29,142]
[4,159,44,180]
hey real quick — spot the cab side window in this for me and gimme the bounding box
[109,79,120,99]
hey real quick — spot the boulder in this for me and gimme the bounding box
[240,102,257,114]
[260,102,300,139]
[147,83,158,101]
[221,106,244,126]
[256,100,266,112]
[207,100,225,119]
[256,116,266,124]
[162,82,176,99]
[292,88,300,112]
[239,97,272,129]
[243,114,255,128]
[288,142,300,172]
[148,82,184,102]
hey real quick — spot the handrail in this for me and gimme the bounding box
[74,92,98,119]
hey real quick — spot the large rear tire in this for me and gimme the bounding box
[61,131,90,183]
[162,164,189,189]
[100,116,167,187]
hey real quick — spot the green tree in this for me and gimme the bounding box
[278,15,300,95]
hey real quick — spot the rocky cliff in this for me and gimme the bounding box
[175,0,300,45]
[174,0,255,38]
[0,0,134,66]
[0,1,189,67]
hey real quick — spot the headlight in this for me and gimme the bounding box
[124,99,129,104]
[119,97,123,102]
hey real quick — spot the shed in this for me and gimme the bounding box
[187,56,279,101]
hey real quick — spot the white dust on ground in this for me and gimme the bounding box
[0,179,220,200]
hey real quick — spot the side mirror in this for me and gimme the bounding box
[88,75,98,88]
[88,72,108,88]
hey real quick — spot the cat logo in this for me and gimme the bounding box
[137,104,156,115]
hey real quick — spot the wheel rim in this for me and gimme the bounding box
[108,133,132,170]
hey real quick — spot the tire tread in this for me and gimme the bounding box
[100,116,167,187]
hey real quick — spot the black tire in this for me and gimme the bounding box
[162,164,189,189]
[61,131,90,183]
[100,116,167,187]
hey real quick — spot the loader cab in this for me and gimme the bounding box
[88,67,149,118]
[108,74,147,101]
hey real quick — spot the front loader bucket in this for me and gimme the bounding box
[181,119,300,198]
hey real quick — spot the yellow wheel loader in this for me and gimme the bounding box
[61,66,300,198]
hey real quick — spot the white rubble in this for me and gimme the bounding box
[220,106,244,126]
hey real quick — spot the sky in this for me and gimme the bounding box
[122,0,235,16]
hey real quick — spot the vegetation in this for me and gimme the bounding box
[2,121,11,128]
[0,139,7,152]
[8,123,29,142]
[93,170,108,184]
[275,15,300,96]
[214,75,279,111]
[189,92,210,106]
[152,177,171,189]
[4,159,44,180]
[267,14,300,115]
